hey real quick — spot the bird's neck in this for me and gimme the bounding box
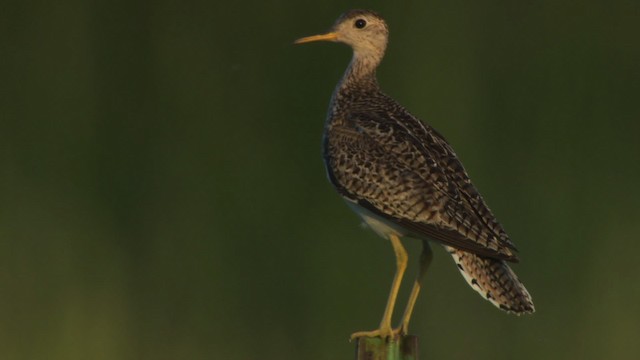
[337,53,381,95]
[344,52,381,84]
[327,52,384,122]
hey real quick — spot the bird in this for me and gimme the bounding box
[295,9,534,340]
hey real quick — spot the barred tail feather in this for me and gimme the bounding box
[444,246,535,314]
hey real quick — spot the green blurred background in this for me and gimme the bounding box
[2,0,639,359]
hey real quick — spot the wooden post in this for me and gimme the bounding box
[355,336,419,360]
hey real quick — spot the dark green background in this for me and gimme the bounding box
[2,1,639,359]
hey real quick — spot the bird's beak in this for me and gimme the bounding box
[294,32,338,44]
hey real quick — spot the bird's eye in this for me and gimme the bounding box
[354,19,367,29]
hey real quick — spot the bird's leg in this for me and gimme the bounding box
[395,239,433,335]
[350,233,408,341]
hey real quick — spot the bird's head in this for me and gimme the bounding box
[295,9,389,62]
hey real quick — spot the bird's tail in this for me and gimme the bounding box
[444,246,535,314]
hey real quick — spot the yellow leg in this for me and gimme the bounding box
[396,240,433,335]
[350,233,408,340]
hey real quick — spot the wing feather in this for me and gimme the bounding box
[324,98,518,261]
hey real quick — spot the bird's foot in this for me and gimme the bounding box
[394,323,409,337]
[349,324,401,342]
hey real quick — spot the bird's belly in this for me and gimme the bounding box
[345,200,409,239]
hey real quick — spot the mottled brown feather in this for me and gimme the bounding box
[445,246,534,314]
[325,89,518,261]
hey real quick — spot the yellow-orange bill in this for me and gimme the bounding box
[294,32,338,44]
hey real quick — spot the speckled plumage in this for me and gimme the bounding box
[300,9,533,322]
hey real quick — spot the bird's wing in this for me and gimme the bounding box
[325,109,518,261]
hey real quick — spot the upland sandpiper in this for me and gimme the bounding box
[295,9,534,340]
